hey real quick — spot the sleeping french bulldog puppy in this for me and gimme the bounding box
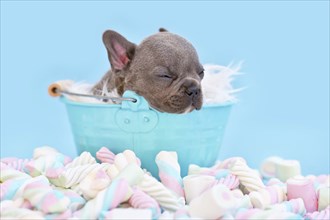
[93,28,204,114]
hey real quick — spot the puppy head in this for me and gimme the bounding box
[103,29,204,113]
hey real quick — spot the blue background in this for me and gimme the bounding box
[1,1,329,175]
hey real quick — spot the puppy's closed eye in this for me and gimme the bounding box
[153,67,176,81]
[158,73,173,79]
[198,70,205,79]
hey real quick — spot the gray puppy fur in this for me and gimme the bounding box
[93,29,204,114]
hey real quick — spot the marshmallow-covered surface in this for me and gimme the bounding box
[1,146,329,220]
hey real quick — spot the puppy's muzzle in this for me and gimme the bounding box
[185,85,200,97]
[183,80,202,110]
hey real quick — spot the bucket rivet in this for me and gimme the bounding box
[143,117,150,122]
[124,119,130,124]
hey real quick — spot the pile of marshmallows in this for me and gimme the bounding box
[1,146,329,220]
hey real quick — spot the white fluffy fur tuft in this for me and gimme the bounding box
[202,63,242,104]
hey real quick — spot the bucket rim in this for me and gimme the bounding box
[59,96,235,109]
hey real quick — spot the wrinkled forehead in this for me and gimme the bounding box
[136,32,202,72]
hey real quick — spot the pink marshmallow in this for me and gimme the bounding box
[96,147,116,164]
[217,173,240,190]
[287,176,318,212]
[128,188,161,218]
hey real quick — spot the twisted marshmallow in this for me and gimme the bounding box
[78,168,111,200]
[55,187,86,212]
[305,206,330,220]
[73,179,132,219]
[128,188,161,218]
[0,162,31,182]
[22,176,70,213]
[156,151,184,198]
[56,163,110,188]
[1,175,49,201]
[1,157,30,172]
[7,197,33,209]
[138,173,182,212]
[107,150,141,179]
[0,164,34,201]
[26,147,72,176]
[122,150,141,167]
[219,157,247,169]
[44,209,72,220]
[268,198,306,215]
[217,172,240,190]
[249,185,287,209]
[229,159,265,193]
[64,151,96,169]
[96,147,116,164]
[33,146,67,159]
[111,163,183,213]
[24,156,66,177]
[0,201,44,219]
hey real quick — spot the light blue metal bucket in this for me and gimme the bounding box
[61,90,233,177]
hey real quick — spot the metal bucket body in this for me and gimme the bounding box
[61,91,233,176]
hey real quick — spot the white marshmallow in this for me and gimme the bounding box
[236,195,253,210]
[113,153,129,170]
[187,164,210,175]
[33,146,59,159]
[122,150,140,165]
[183,175,216,204]
[318,187,330,211]
[276,160,301,182]
[231,188,244,198]
[189,184,236,219]
[260,157,283,179]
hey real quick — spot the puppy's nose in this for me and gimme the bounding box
[185,85,200,97]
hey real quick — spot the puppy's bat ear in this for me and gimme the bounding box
[102,30,136,72]
[159,28,168,32]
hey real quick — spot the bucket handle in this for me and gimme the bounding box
[48,81,137,103]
